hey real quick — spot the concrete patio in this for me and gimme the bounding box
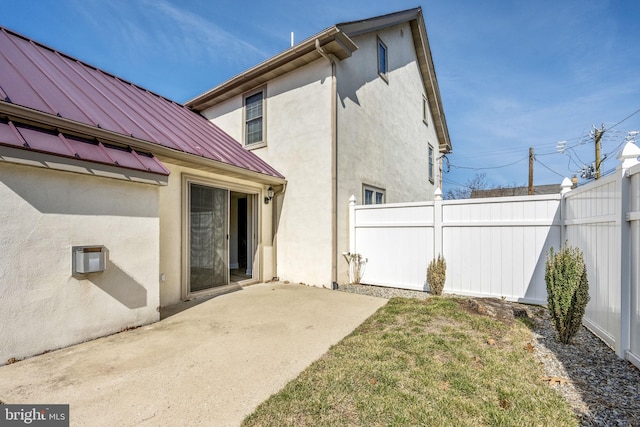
[0,282,387,426]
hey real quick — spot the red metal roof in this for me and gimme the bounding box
[0,117,170,175]
[0,27,283,180]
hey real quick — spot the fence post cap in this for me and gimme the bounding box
[560,177,573,194]
[617,141,640,169]
[434,188,443,201]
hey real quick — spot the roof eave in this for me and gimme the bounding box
[0,101,286,185]
[409,13,452,154]
[186,28,357,110]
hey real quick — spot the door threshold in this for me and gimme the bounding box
[161,284,242,319]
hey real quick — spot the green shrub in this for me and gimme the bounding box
[427,255,446,295]
[545,243,590,344]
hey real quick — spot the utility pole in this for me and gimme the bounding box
[593,124,605,179]
[528,147,534,195]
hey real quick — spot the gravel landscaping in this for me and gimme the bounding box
[337,283,640,427]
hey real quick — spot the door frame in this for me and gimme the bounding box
[181,174,261,300]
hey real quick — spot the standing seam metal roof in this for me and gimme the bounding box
[0,27,284,180]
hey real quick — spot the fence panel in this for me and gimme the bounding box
[352,196,561,303]
[353,202,434,290]
[564,175,621,350]
[441,196,561,304]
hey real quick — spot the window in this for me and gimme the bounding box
[428,145,435,184]
[363,185,385,205]
[422,95,429,125]
[377,37,388,81]
[244,90,264,146]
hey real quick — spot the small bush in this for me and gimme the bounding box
[545,243,590,344]
[427,255,446,295]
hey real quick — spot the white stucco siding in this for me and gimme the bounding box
[335,23,441,283]
[0,162,160,363]
[202,60,335,287]
[157,161,274,306]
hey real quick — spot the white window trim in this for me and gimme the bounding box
[363,184,386,205]
[377,37,388,82]
[242,87,267,149]
[422,95,429,126]
[428,144,435,184]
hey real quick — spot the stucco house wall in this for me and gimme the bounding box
[189,8,451,289]
[335,22,441,282]
[0,162,160,363]
[202,60,334,286]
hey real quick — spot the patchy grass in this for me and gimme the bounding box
[242,297,577,427]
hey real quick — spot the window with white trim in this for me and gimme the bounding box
[428,144,435,184]
[377,37,388,81]
[363,185,385,205]
[422,95,429,125]
[244,90,265,146]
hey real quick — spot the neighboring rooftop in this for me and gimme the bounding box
[470,184,569,198]
[0,27,284,181]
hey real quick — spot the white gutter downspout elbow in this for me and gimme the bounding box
[315,39,339,290]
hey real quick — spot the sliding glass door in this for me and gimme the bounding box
[189,184,228,292]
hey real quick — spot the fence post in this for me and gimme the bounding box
[434,188,443,260]
[349,195,357,254]
[559,177,572,244]
[617,142,640,359]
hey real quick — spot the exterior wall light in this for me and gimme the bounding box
[264,186,275,204]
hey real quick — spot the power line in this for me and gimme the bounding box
[450,156,527,171]
[534,156,566,178]
[607,106,640,132]
[448,107,640,177]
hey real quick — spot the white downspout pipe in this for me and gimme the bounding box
[315,39,339,289]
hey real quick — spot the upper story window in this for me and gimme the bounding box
[364,184,385,205]
[428,144,435,184]
[422,95,429,125]
[244,89,265,146]
[377,37,388,81]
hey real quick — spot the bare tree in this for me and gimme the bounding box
[445,172,489,200]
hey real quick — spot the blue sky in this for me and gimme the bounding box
[2,0,640,192]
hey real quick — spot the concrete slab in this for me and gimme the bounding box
[0,283,387,426]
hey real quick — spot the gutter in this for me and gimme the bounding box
[315,39,339,290]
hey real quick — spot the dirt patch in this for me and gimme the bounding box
[459,297,536,325]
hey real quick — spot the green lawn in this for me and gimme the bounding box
[243,297,577,427]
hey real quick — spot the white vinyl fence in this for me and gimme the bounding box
[563,146,640,365]
[349,195,562,305]
[348,142,640,366]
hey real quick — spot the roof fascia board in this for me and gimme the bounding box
[410,16,452,153]
[186,28,357,110]
[336,8,421,37]
[0,102,286,185]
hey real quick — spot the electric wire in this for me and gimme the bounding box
[445,106,640,187]
[449,156,527,171]
[534,156,566,178]
[607,106,640,132]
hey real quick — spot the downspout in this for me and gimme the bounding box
[315,39,339,290]
[271,183,286,281]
